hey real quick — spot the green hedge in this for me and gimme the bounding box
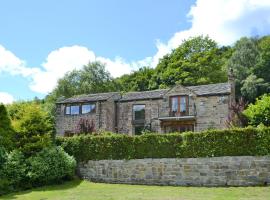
[56,127,270,162]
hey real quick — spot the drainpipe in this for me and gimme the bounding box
[98,101,102,129]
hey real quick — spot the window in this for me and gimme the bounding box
[165,124,194,133]
[170,96,188,116]
[70,105,80,115]
[134,125,144,135]
[82,104,96,114]
[133,105,145,120]
[65,106,71,115]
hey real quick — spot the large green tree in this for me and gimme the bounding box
[153,36,229,88]
[53,61,116,99]
[227,37,270,102]
[115,67,155,91]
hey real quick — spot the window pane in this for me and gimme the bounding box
[82,104,96,114]
[71,105,80,115]
[180,97,187,114]
[65,106,70,115]
[133,105,145,120]
[135,126,144,135]
[171,97,178,116]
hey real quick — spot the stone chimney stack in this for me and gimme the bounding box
[228,68,235,104]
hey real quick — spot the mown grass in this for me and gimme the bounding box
[1,180,270,200]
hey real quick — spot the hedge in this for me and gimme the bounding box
[56,127,270,162]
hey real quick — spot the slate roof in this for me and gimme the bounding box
[57,83,231,104]
[120,89,169,101]
[57,92,121,104]
[187,83,231,96]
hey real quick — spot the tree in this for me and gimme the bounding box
[227,37,270,102]
[240,74,269,103]
[116,67,156,91]
[53,61,117,99]
[255,36,270,83]
[0,104,15,150]
[243,95,270,127]
[154,36,228,88]
[8,102,53,156]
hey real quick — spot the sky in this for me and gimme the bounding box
[0,0,270,104]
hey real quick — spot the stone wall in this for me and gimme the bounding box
[117,99,162,135]
[78,156,270,186]
[195,95,229,131]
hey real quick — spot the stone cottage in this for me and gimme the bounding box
[56,78,235,136]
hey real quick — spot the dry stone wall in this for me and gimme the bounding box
[78,156,270,186]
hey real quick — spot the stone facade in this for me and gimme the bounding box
[78,156,270,186]
[56,82,233,136]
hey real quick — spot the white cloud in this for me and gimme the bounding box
[0,45,40,77]
[0,92,14,104]
[152,0,270,65]
[1,0,270,95]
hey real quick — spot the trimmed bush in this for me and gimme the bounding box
[57,133,182,161]
[57,127,270,161]
[179,127,270,158]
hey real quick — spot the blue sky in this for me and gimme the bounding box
[0,0,270,103]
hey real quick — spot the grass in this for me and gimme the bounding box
[1,180,270,200]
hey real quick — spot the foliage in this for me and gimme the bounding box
[74,118,95,135]
[0,146,76,195]
[179,127,270,158]
[2,150,28,190]
[228,37,270,102]
[8,102,53,156]
[57,127,270,161]
[244,95,270,127]
[226,97,248,128]
[52,61,117,99]
[153,36,228,88]
[57,133,182,161]
[27,146,76,186]
[0,104,15,150]
[115,67,156,91]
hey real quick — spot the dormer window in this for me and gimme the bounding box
[170,96,188,116]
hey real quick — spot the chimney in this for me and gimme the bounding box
[228,68,235,104]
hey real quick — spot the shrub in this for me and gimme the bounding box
[178,127,270,158]
[2,150,29,190]
[58,133,182,161]
[57,127,270,161]
[244,94,270,127]
[27,146,76,186]
[11,103,53,157]
[0,104,15,150]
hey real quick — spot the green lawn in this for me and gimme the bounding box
[1,180,270,200]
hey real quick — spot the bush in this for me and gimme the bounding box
[27,146,76,186]
[57,133,182,161]
[179,127,270,158]
[0,104,15,150]
[244,94,270,127]
[57,127,270,161]
[2,150,29,190]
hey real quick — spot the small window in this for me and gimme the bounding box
[65,106,71,115]
[70,105,80,115]
[134,125,144,135]
[133,105,145,120]
[82,104,96,114]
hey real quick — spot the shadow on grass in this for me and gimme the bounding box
[1,179,83,200]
